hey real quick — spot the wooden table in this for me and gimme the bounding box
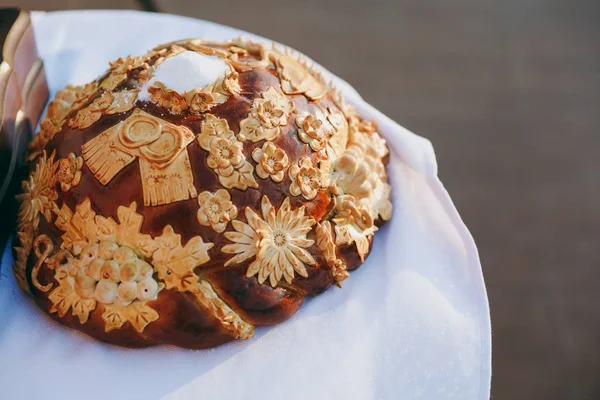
[9,0,600,398]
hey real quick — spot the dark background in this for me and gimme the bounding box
[5,0,600,398]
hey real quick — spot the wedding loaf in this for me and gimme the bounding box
[13,38,392,348]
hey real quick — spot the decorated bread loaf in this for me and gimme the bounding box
[12,38,392,349]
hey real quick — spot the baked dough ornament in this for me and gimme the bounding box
[13,38,392,349]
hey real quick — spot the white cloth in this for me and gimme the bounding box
[0,10,491,400]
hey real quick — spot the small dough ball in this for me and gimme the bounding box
[94,280,118,303]
[79,243,98,267]
[137,278,159,301]
[119,262,139,282]
[98,240,119,259]
[113,246,137,264]
[100,260,120,282]
[117,281,138,303]
[136,260,154,281]
[87,257,104,281]
[75,270,97,299]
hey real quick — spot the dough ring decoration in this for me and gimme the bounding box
[13,38,393,349]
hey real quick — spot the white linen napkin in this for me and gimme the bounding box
[0,10,491,400]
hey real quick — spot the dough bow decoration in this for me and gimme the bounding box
[82,109,197,206]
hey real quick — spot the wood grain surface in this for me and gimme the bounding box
[1,0,598,398]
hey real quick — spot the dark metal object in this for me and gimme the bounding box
[0,8,48,249]
[136,0,160,12]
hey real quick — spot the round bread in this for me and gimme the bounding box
[12,38,392,349]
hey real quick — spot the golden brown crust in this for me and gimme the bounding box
[12,38,392,349]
